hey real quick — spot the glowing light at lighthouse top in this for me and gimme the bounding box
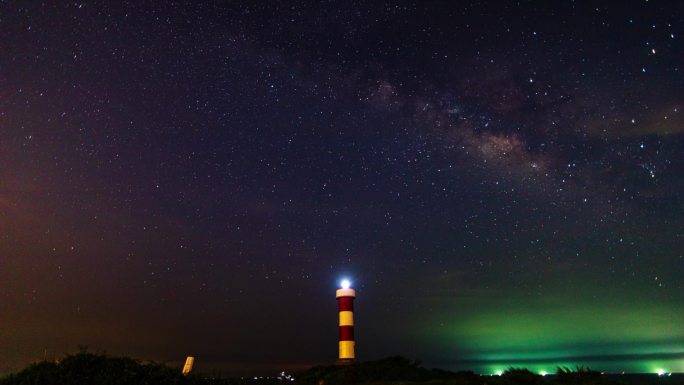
[336,278,356,298]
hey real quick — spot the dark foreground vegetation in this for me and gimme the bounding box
[295,356,627,385]
[0,351,196,385]
[0,352,679,385]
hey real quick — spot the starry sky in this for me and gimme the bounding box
[1,0,683,376]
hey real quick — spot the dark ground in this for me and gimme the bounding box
[1,353,681,385]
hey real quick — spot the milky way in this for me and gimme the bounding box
[1,1,682,375]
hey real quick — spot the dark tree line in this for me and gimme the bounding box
[0,351,194,385]
[0,352,652,385]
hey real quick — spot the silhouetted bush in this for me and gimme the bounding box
[499,368,544,385]
[296,355,481,385]
[0,351,198,385]
[554,366,602,385]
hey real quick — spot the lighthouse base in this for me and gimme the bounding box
[335,358,357,366]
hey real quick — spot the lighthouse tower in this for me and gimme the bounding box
[336,279,356,364]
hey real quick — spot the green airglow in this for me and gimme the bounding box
[418,285,684,373]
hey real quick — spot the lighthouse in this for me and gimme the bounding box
[336,279,356,364]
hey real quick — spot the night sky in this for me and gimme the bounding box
[1,0,683,376]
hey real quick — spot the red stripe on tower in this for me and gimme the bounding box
[339,325,354,341]
[338,297,354,312]
[336,279,356,364]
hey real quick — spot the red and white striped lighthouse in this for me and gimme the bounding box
[336,279,356,364]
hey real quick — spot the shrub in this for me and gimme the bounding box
[0,351,192,385]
